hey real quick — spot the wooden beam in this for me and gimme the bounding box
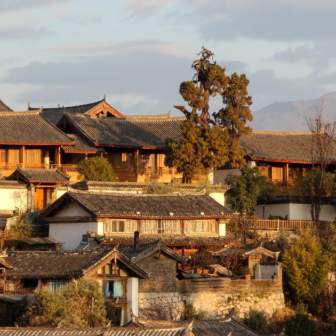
[21,145,25,168]
[134,149,139,182]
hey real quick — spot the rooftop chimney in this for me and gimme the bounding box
[134,231,139,252]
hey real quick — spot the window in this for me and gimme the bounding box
[272,167,283,180]
[114,308,125,327]
[9,149,20,164]
[184,220,211,233]
[114,153,123,166]
[125,153,134,167]
[104,219,138,233]
[141,220,182,234]
[46,280,68,293]
[26,149,42,164]
[0,150,6,163]
[259,166,269,178]
[140,154,156,167]
[105,280,124,298]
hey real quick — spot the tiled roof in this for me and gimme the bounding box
[42,190,233,219]
[7,167,70,183]
[113,239,188,263]
[62,135,106,153]
[240,130,336,163]
[0,100,12,112]
[63,112,185,148]
[18,237,61,246]
[2,247,149,278]
[0,110,74,145]
[103,234,237,246]
[211,245,280,258]
[31,99,125,125]
[0,326,192,336]
[130,310,259,336]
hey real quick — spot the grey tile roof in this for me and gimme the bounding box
[62,135,106,153]
[0,110,74,145]
[103,234,238,246]
[32,99,125,125]
[0,326,191,336]
[2,247,149,279]
[42,190,233,219]
[2,248,114,278]
[63,112,185,148]
[130,310,259,336]
[240,130,336,163]
[211,245,280,258]
[7,167,70,183]
[0,100,12,112]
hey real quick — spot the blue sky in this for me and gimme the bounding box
[1,0,336,117]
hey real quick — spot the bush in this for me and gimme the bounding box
[142,180,177,194]
[276,229,289,252]
[78,156,115,182]
[9,214,34,238]
[21,279,107,327]
[180,302,207,320]
[242,309,268,332]
[285,304,317,336]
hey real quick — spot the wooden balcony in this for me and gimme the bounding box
[269,179,298,196]
[252,219,328,231]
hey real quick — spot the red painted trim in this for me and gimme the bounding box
[86,103,124,119]
[246,155,335,165]
[97,215,232,219]
[63,150,107,154]
[0,142,75,146]
[96,144,165,150]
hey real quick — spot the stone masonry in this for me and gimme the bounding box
[136,251,285,320]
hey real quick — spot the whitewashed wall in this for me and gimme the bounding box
[213,169,240,185]
[49,222,103,250]
[255,204,290,220]
[0,188,27,213]
[209,192,225,206]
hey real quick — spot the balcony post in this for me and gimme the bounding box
[21,145,25,168]
[57,146,61,168]
[134,149,139,182]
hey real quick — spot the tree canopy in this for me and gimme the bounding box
[78,156,115,182]
[225,166,276,216]
[21,279,107,327]
[283,230,333,305]
[164,47,253,181]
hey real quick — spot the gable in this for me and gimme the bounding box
[53,200,91,217]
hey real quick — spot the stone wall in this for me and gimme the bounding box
[138,252,285,320]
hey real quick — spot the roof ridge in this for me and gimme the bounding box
[251,130,313,135]
[68,190,207,197]
[30,99,105,110]
[0,108,43,115]
[0,99,13,112]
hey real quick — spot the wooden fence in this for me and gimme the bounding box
[252,219,328,231]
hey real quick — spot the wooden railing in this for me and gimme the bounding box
[112,166,182,176]
[252,219,328,231]
[4,289,35,294]
[0,163,79,172]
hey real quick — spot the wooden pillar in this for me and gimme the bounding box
[182,219,185,235]
[138,219,141,234]
[134,149,139,182]
[21,146,25,168]
[58,147,61,168]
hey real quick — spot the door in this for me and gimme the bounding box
[35,188,45,210]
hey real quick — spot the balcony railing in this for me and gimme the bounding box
[112,166,181,176]
[0,162,79,172]
[252,219,328,231]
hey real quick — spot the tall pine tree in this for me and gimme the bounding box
[165,47,253,182]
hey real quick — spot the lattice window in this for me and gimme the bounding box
[104,219,138,233]
[141,219,181,234]
[184,220,211,233]
[26,149,42,164]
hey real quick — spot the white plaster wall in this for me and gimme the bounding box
[255,264,279,280]
[49,222,98,250]
[209,192,225,206]
[255,204,290,219]
[219,223,226,236]
[213,169,240,185]
[97,221,104,235]
[54,201,91,217]
[0,188,27,212]
[56,189,67,199]
[127,278,139,323]
[289,203,336,221]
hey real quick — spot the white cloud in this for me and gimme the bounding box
[122,0,178,17]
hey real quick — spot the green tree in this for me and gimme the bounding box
[78,156,115,182]
[225,167,276,216]
[22,279,107,327]
[9,214,34,239]
[283,230,333,305]
[295,168,335,223]
[165,47,253,182]
[285,304,317,336]
[142,180,177,194]
[242,309,268,332]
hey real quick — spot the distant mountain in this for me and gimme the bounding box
[250,92,336,131]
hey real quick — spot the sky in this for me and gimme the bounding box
[1,0,336,118]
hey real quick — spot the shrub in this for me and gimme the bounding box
[242,309,268,332]
[78,156,115,182]
[9,214,34,238]
[180,302,207,320]
[285,304,317,336]
[142,180,177,194]
[276,229,289,252]
[21,279,106,327]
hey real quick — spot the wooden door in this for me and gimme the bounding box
[272,167,283,181]
[35,188,45,210]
